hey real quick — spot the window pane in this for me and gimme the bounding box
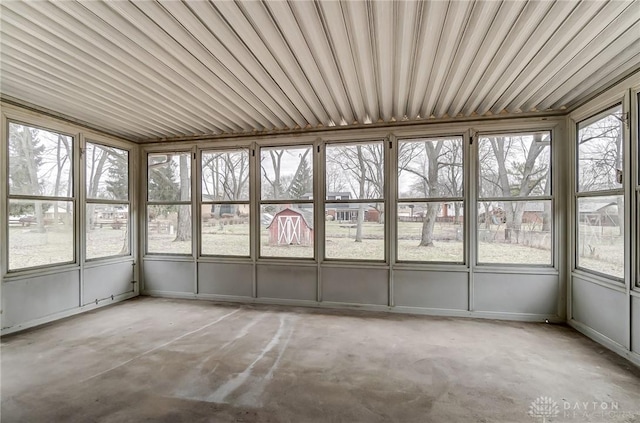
[260,204,313,258]
[477,201,552,265]
[202,150,249,201]
[86,143,128,201]
[8,199,74,270]
[397,202,463,262]
[201,204,250,256]
[577,196,624,278]
[478,132,551,198]
[578,105,624,192]
[398,137,463,198]
[148,153,191,202]
[325,142,384,200]
[261,146,313,200]
[86,204,129,259]
[147,205,192,254]
[8,122,73,197]
[325,202,384,260]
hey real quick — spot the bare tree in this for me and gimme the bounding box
[399,141,443,246]
[203,151,249,201]
[9,125,45,232]
[578,111,624,235]
[480,133,550,243]
[261,148,311,200]
[175,154,191,242]
[327,143,384,242]
[399,139,463,246]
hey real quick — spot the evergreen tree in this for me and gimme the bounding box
[106,151,129,200]
[287,154,312,199]
[8,124,44,195]
[148,158,179,202]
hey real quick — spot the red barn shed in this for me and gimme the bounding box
[267,208,314,246]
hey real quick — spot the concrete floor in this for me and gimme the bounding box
[2,298,639,423]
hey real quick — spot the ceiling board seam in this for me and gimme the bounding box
[0,96,141,142]
[314,0,361,124]
[47,0,229,133]
[98,1,249,133]
[521,6,640,111]
[0,34,198,133]
[139,0,277,131]
[0,73,157,138]
[2,53,184,136]
[498,2,620,112]
[235,0,328,126]
[489,2,598,114]
[0,8,217,134]
[260,0,336,126]
[435,0,501,118]
[209,0,316,128]
[461,0,553,116]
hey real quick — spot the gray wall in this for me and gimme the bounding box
[143,259,561,321]
[2,259,136,334]
[569,275,640,366]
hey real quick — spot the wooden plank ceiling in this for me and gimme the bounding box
[1,0,639,141]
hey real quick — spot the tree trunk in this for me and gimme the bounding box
[542,167,552,232]
[505,203,525,243]
[419,141,443,246]
[504,206,514,242]
[87,147,108,231]
[175,155,191,242]
[120,225,129,254]
[355,203,364,242]
[419,203,438,246]
[355,146,366,243]
[19,129,46,233]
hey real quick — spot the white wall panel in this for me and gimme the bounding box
[198,262,252,297]
[474,272,558,315]
[394,270,468,310]
[571,276,627,346]
[632,295,640,354]
[143,260,194,294]
[322,267,388,306]
[83,261,134,306]
[257,264,316,301]
[2,270,80,330]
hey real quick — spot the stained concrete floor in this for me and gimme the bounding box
[2,297,639,423]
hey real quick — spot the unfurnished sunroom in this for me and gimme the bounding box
[1,1,640,422]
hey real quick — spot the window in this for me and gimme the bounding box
[146,152,192,254]
[397,137,464,262]
[477,131,552,265]
[85,142,130,260]
[201,149,250,256]
[7,122,74,270]
[576,105,624,279]
[260,146,314,258]
[325,142,385,261]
